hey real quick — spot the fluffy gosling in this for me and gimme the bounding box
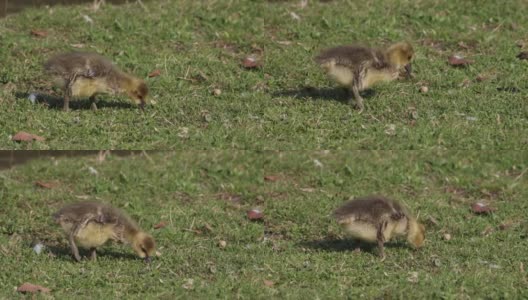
[53,201,155,262]
[315,41,414,112]
[44,52,148,111]
[333,195,425,260]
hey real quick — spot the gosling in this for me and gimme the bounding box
[53,201,155,262]
[315,41,414,112]
[44,52,148,111]
[333,195,424,260]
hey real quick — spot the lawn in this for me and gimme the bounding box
[0,0,527,149]
[0,151,526,298]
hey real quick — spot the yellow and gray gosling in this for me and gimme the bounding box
[333,195,425,260]
[53,201,155,262]
[44,52,148,111]
[315,42,414,112]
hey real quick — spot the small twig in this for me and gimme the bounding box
[141,150,154,164]
[514,168,527,182]
[136,0,148,12]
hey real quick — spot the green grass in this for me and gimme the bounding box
[0,151,527,298]
[0,0,527,149]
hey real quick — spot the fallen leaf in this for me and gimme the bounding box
[481,226,494,236]
[264,175,279,182]
[263,280,274,287]
[448,55,472,66]
[407,272,419,283]
[148,69,161,78]
[432,257,442,267]
[426,215,439,227]
[153,221,167,229]
[517,52,528,60]
[34,181,57,189]
[212,88,222,96]
[498,220,516,230]
[182,279,194,290]
[290,11,301,20]
[218,240,227,249]
[471,202,496,214]
[443,233,452,241]
[459,78,472,88]
[242,56,262,69]
[12,131,45,142]
[313,159,323,168]
[201,110,212,122]
[17,282,50,293]
[33,243,44,255]
[408,107,418,120]
[202,223,214,232]
[384,124,396,136]
[419,86,429,93]
[177,127,189,139]
[30,29,48,37]
[247,209,263,220]
[82,15,94,24]
[87,166,98,175]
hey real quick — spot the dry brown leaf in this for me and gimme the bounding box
[498,220,516,230]
[30,29,48,37]
[247,209,263,220]
[263,280,274,287]
[264,175,279,182]
[448,55,472,66]
[475,74,489,82]
[242,56,262,69]
[153,221,167,229]
[34,181,57,189]
[12,131,45,142]
[17,282,50,293]
[471,202,496,214]
[148,69,161,78]
[517,52,528,60]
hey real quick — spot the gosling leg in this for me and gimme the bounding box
[376,221,387,261]
[63,91,71,112]
[64,72,78,112]
[89,95,98,111]
[89,248,97,261]
[68,228,81,262]
[350,84,364,113]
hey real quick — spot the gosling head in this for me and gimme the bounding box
[407,219,425,248]
[385,41,414,78]
[131,231,156,262]
[123,77,149,110]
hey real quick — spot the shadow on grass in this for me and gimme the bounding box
[47,245,138,262]
[15,92,135,110]
[301,238,408,257]
[272,86,376,104]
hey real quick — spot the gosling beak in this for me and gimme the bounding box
[404,63,412,79]
[144,256,151,263]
